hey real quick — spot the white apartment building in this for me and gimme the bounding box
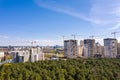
[78,40,84,57]
[94,42,102,55]
[11,47,44,63]
[0,52,4,58]
[11,50,30,62]
[0,52,4,62]
[30,47,44,62]
[104,38,117,58]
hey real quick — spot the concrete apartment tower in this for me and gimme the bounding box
[30,47,44,62]
[64,40,78,58]
[117,43,120,58]
[95,42,102,54]
[117,43,120,54]
[104,38,118,58]
[78,40,84,57]
[84,39,95,57]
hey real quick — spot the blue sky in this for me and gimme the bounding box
[0,0,120,46]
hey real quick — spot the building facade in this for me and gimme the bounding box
[78,40,84,57]
[95,42,102,54]
[84,39,95,57]
[64,40,78,58]
[104,38,117,58]
[94,42,103,58]
[11,47,44,63]
[117,43,120,54]
[0,52,4,62]
[30,47,44,62]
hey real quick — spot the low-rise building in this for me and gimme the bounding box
[0,52,4,62]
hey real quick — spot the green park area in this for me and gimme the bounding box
[0,58,120,80]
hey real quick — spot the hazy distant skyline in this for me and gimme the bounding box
[0,0,120,46]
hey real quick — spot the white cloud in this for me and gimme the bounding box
[34,0,91,22]
[34,40,63,46]
[1,0,120,46]
[0,38,63,46]
[112,7,120,17]
[109,23,120,30]
[34,0,120,30]
[0,35,9,39]
[90,0,120,30]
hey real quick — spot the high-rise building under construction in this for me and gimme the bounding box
[104,38,117,58]
[84,39,95,57]
[64,40,78,58]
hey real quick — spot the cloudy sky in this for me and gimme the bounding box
[0,0,120,46]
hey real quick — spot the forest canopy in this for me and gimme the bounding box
[0,58,120,80]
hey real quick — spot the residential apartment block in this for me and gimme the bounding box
[104,38,117,58]
[64,40,78,58]
[84,39,95,57]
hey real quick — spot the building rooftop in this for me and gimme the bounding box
[64,40,77,42]
[104,38,117,40]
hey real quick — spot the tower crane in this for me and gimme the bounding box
[89,35,95,39]
[20,40,37,48]
[71,34,76,40]
[111,32,119,38]
[89,35,105,39]
[71,34,83,40]
[62,35,65,41]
